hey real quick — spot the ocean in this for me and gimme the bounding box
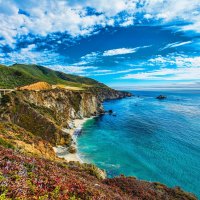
[77,90,200,198]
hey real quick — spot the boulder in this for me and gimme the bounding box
[156,95,167,100]
[108,110,113,114]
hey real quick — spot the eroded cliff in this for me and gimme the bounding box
[0,88,198,199]
[0,88,131,156]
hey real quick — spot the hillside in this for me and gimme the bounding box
[0,65,197,199]
[0,64,108,89]
[0,145,197,200]
[0,64,37,89]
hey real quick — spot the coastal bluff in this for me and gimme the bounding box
[0,87,131,158]
[0,88,197,200]
[0,64,197,199]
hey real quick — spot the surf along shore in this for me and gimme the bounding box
[53,117,93,162]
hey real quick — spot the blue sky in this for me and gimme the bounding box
[0,0,200,89]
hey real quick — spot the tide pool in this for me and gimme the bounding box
[77,90,200,198]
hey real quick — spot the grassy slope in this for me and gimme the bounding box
[0,65,38,89]
[0,64,108,89]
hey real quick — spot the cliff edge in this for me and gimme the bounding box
[0,64,197,199]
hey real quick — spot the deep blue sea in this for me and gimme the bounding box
[77,90,200,198]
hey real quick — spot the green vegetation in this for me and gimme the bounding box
[0,95,11,106]
[0,138,15,149]
[0,64,197,199]
[29,103,58,124]
[0,64,37,89]
[0,64,108,89]
[0,146,197,199]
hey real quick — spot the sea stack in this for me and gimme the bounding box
[156,95,167,100]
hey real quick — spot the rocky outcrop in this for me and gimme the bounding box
[87,87,132,102]
[18,81,52,90]
[156,95,167,100]
[0,88,197,199]
[0,122,57,160]
[0,88,130,148]
[0,88,104,147]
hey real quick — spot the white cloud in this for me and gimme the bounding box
[69,0,137,17]
[0,44,65,66]
[79,52,101,65]
[49,65,97,75]
[93,68,145,76]
[148,55,200,68]
[143,0,200,22]
[120,16,134,27]
[0,0,138,46]
[81,52,100,60]
[120,67,200,80]
[160,41,192,51]
[181,21,200,33]
[143,0,200,34]
[94,69,112,73]
[72,46,152,67]
[144,13,153,19]
[103,45,151,56]
[103,48,137,56]
[0,0,200,46]
[120,54,200,81]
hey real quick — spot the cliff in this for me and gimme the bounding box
[87,87,132,102]
[0,64,197,199]
[0,87,131,158]
[0,88,197,199]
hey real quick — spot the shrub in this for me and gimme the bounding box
[1,95,10,106]
[13,71,22,77]
[0,138,14,149]
[0,190,10,200]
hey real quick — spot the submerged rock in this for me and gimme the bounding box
[108,109,113,114]
[156,95,167,100]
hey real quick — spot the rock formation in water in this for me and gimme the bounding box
[156,95,167,100]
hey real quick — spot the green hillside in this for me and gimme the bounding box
[0,64,108,89]
[0,64,38,89]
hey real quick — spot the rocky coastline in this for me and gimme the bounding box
[0,64,197,199]
[0,88,198,199]
[0,87,132,160]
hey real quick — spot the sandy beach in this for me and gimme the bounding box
[53,117,93,162]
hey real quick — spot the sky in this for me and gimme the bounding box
[0,0,200,89]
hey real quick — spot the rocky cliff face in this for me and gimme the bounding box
[0,88,197,199]
[87,87,132,102]
[0,89,103,147]
[0,88,131,148]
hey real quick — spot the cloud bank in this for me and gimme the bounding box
[120,54,200,81]
[0,0,200,47]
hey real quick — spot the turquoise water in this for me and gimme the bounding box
[77,90,200,198]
